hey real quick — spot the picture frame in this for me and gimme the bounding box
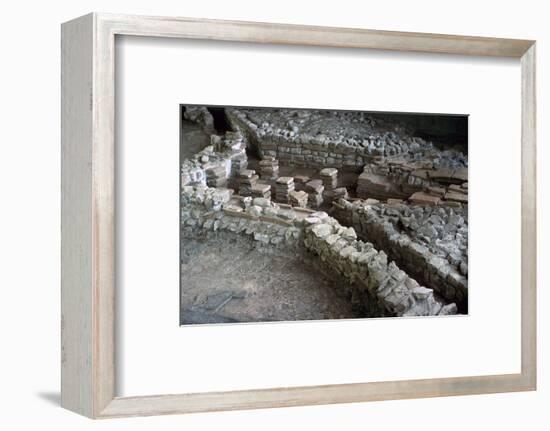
[61,12,536,419]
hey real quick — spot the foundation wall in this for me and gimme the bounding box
[332,199,468,311]
[181,185,457,317]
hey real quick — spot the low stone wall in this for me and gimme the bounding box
[181,185,457,317]
[227,108,377,170]
[331,198,468,312]
[226,108,467,172]
[180,132,247,188]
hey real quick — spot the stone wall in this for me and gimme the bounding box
[181,185,457,317]
[332,198,468,312]
[226,107,467,172]
[226,108,376,170]
[180,132,247,188]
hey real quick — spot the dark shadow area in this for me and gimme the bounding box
[372,112,468,154]
[207,107,233,134]
[180,105,233,135]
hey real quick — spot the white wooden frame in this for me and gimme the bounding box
[61,12,537,419]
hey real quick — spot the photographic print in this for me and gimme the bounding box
[180,106,468,325]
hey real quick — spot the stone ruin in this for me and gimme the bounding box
[332,199,468,312]
[226,107,466,169]
[181,185,456,317]
[180,106,468,321]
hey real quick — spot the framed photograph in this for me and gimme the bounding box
[61,13,536,418]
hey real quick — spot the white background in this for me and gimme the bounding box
[119,36,521,396]
[0,0,548,429]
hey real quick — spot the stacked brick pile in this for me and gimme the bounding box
[258,157,279,180]
[205,165,227,188]
[289,190,308,208]
[444,183,468,204]
[231,154,247,175]
[320,168,348,203]
[275,177,295,203]
[229,152,247,190]
[305,179,324,209]
[250,182,271,199]
[320,168,338,190]
[238,169,259,197]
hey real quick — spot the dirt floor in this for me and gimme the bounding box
[180,233,364,325]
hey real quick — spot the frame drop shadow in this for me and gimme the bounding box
[36,391,61,406]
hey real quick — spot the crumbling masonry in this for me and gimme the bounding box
[181,106,468,322]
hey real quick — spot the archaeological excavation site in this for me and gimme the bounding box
[180,105,468,325]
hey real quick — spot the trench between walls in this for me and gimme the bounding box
[330,200,468,313]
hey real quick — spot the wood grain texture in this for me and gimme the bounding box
[520,44,537,389]
[100,13,533,57]
[60,12,537,419]
[92,14,117,417]
[100,373,532,418]
[61,13,117,418]
[61,13,94,417]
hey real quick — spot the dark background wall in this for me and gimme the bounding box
[372,113,468,154]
